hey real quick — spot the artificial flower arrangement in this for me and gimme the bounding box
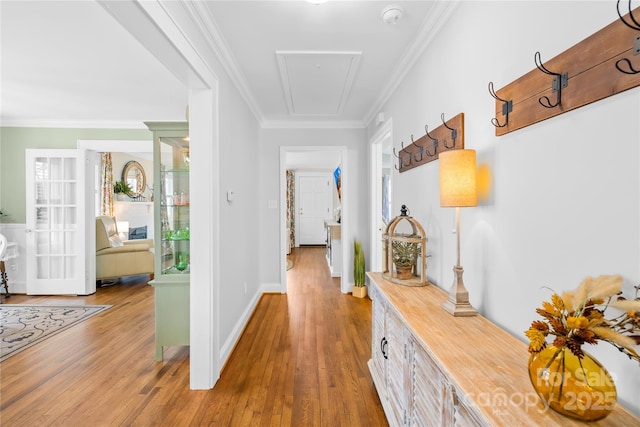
[525,275,640,420]
[525,275,640,362]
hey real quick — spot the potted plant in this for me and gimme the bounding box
[352,240,367,298]
[392,240,420,280]
[113,181,132,201]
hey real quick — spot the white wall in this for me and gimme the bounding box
[170,19,263,369]
[367,1,639,414]
[216,77,261,358]
[258,128,368,292]
[125,0,263,385]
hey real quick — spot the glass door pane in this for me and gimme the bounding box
[158,133,190,276]
[26,150,85,294]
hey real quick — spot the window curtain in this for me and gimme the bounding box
[100,153,114,216]
[286,170,295,250]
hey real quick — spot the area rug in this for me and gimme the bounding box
[0,305,111,362]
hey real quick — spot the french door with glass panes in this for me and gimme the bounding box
[25,149,91,295]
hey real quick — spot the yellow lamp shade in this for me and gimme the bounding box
[439,149,478,207]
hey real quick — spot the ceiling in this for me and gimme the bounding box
[0,1,188,128]
[1,0,450,129]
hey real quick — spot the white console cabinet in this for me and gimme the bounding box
[367,272,638,427]
[324,220,341,277]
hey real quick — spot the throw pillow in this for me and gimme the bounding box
[108,234,124,247]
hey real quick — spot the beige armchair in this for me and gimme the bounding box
[96,216,154,283]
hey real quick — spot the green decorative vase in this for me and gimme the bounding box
[528,345,617,421]
[175,253,189,272]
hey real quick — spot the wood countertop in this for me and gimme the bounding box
[367,272,639,426]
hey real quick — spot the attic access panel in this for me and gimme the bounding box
[276,51,362,115]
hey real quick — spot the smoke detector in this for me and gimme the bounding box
[381,5,404,24]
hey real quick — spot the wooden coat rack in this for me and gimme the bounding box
[490,3,640,136]
[396,113,464,173]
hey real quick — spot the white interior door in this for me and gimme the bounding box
[25,149,91,295]
[297,173,332,245]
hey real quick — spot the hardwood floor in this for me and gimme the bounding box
[0,247,388,426]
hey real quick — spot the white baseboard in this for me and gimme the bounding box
[218,287,262,367]
[217,282,286,370]
[260,282,284,294]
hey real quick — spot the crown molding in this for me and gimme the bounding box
[261,119,365,130]
[166,1,460,131]
[363,0,460,126]
[182,1,265,126]
[0,119,149,129]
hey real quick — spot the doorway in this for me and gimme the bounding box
[369,120,393,272]
[280,146,348,294]
[77,140,154,286]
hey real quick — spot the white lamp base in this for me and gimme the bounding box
[442,265,477,317]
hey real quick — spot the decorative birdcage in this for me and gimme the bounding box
[382,205,428,286]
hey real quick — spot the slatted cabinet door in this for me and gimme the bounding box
[410,339,447,427]
[447,386,487,427]
[371,287,388,400]
[386,307,407,427]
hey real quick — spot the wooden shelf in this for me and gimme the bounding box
[396,113,464,173]
[492,6,640,136]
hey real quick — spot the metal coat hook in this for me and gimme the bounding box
[410,135,426,163]
[617,0,640,30]
[424,124,438,156]
[393,141,411,170]
[534,51,568,108]
[488,81,512,127]
[615,0,640,75]
[616,56,640,74]
[441,113,457,149]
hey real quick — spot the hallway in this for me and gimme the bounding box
[0,247,387,426]
[206,245,388,425]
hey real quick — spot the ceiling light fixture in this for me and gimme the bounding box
[381,5,404,24]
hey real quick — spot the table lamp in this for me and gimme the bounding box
[439,149,478,317]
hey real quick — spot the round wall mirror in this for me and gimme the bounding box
[122,161,146,198]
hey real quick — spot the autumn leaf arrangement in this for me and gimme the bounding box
[525,275,640,363]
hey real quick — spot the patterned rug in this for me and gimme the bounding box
[0,305,111,362]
